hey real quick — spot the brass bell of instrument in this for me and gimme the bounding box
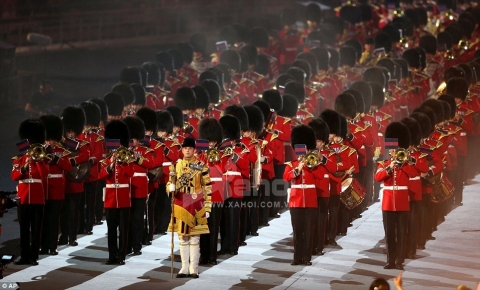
[303,151,320,169]
[206,148,220,163]
[28,144,51,161]
[394,148,409,164]
[115,146,136,163]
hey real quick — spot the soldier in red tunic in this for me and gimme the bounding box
[103,92,125,122]
[12,119,49,265]
[174,87,197,139]
[189,85,210,139]
[99,120,133,265]
[201,79,223,120]
[375,122,418,270]
[189,33,212,74]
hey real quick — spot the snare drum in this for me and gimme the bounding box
[431,173,455,203]
[340,177,366,210]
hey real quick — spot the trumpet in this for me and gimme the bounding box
[114,146,136,163]
[393,148,409,164]
[28,144,51,161]
[303,151,320,169]
[206,148,220,163]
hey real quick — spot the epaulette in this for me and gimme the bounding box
[267,130,278,141]
[353,124,366,134]
[100,159,108,166]
[154,140,164,150]
[239,142,250,154]
[96,135,104,142]
[377,160,385,167]
[283,117,291,125]
[61,149,71,157]
[80,140,89,147]
[284,161,293,167]
[12,156,19,160]
[419,153,428,159]
[144,147,154,154]
[249,139,259,145]
[381,113,392,121]
[339,144,350,153]
[348,148,356,156]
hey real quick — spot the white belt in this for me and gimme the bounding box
[224,171,241,176]
[460,132,466,136]
[291,184,315,189]
[162,162,172,166]
[284,142,291,145]
[360,145,365,149]
[133,172,147,177]
[409,177,421,181]
[210,177,222,182]
[400,106,408,108]
[448,145,454,148]
[47,174,63,178]
[106,183,129,188]
[383,186,408,190]
[19,178,42,184]
[102,154,106,158]
[324,174,329,178]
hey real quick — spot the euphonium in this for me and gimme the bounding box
[393,148,409,164]
[115,146,136,163]
[303,151,320,169]
[28,144,51,161]
[206,148,220,163]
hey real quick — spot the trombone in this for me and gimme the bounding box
[392,148,410,164]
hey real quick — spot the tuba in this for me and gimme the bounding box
[115,146,136,163]
[28,144,51,161]
[303,150,320,169]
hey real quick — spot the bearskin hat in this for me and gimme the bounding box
[277,94,298,118]
[176,42,194,64]
[252,99,271,121]
[138,67,147,88]
[18,119,45,145]
[291,124,316,151]
[437,94,456,119]
[122,116,145,141]
[291,59,310,80]
[308,117,330,144]
[422,99,445,123]
[444,67,464,82]
[305,3,322,23]
[343,89,365,114]
[297,52,318,76]
[219,114,241,140]
[215,63,231,84]
[198,118,223,144]
[284,81,306,104]
[310,47,330,71]
[344,38,363,62]
[275,74,295,90]
[141,62,161,86]
[232,23,249,43]
[419,34,437,55]
[327,48,339,71]
[382,24,401,43]
[131,84,146,106]
[156,51,174,72]
[340,5,361,24]
[199,70,219,84]
[369,82,385,108]
[410,112,431,139]
[136,107,158,133]
[61,106,85,136]
[438,100,451,123]
[80,101,101,127]
[458,63,474,84]
[349,81,372,112]
[120,67,141,85]
[200,79,220,104]
[224,104,249,131]
[415,47,426,69]
[112,83,135,106]
[377,58,396,78]
[320,109,341,136]
[189,33,207,55]
[105,120,130,148]
[359,4,373,21]
[103,92,124,117]
[262,89,283,112]
[413,107,436,135]
[393,58,409,80]
[244,105,265,136]
[385,122,411,149]
[363,67,386,87]
[89,98,108,125]
[401,117,422,146]
[156,110,174,134]
[249,27,269,48]
[437,31,453,50]
[167,48,184,70]
[218,26,237,46]
[255,54,270,76]
[339,46,357,68]
[174,86,196,110]
[335,93,357,119]
[339,114,348,139]
[240,45,258,66]
[192,85,210,111]
[238,51,249,73]
[287,67,307,83]
[220,50,241,72]
[165,106,183,128]
[402,48,421,69]
[39,115,63,142]
[374,32,393,53]
[446,77,469,101]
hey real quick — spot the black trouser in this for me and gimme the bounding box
[454,156,466,204]
[18,204,44,262]
[129,198,146,252]
[312,197,329,252]
[258,179,272,224]
[365,159,374,205]
[200,202,223,262]
[84,181,97,232]
[418,194,432,247]
[156,184,171,233]
[290,207,315,263]
[60,192,81,243]
[383,210,408,265]
[95,180,106,223]
[41,200,62,251]
[145,188,157,241]
[105,207,130,262]
[406,200,421,256]
[327,195,340,241]
[78,190,86,234]
[220,197,241,252]
[356,166,367,213]
[271,164,286,216]
[338,202,350,235]
[240,189,259,241]
[466,136,477,179]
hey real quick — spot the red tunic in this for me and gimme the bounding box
[158,138,181,185]
[222,143,250,199]
[283,160,325,208]
[78,131,104,183]
[43,144,72,200]
[65,139,90,194]
[130,145,154,199]
[98,159,134,208]
[12,155,49,205]
[146,137,165,192]
[197,151,225,203]
[408,149,429,201]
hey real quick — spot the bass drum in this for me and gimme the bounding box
[148,167,163,182]
[65,149,91,182]
[340,177,366,210]
[431,173,455,203]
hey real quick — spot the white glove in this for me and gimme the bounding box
[205,212,210,219]
[169,184,176,192]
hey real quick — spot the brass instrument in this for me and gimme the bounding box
[206,148,220,163]
[303,150,320,169]
[393,148,409,164]
[115,146,136,163]
[28,144,51,161]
